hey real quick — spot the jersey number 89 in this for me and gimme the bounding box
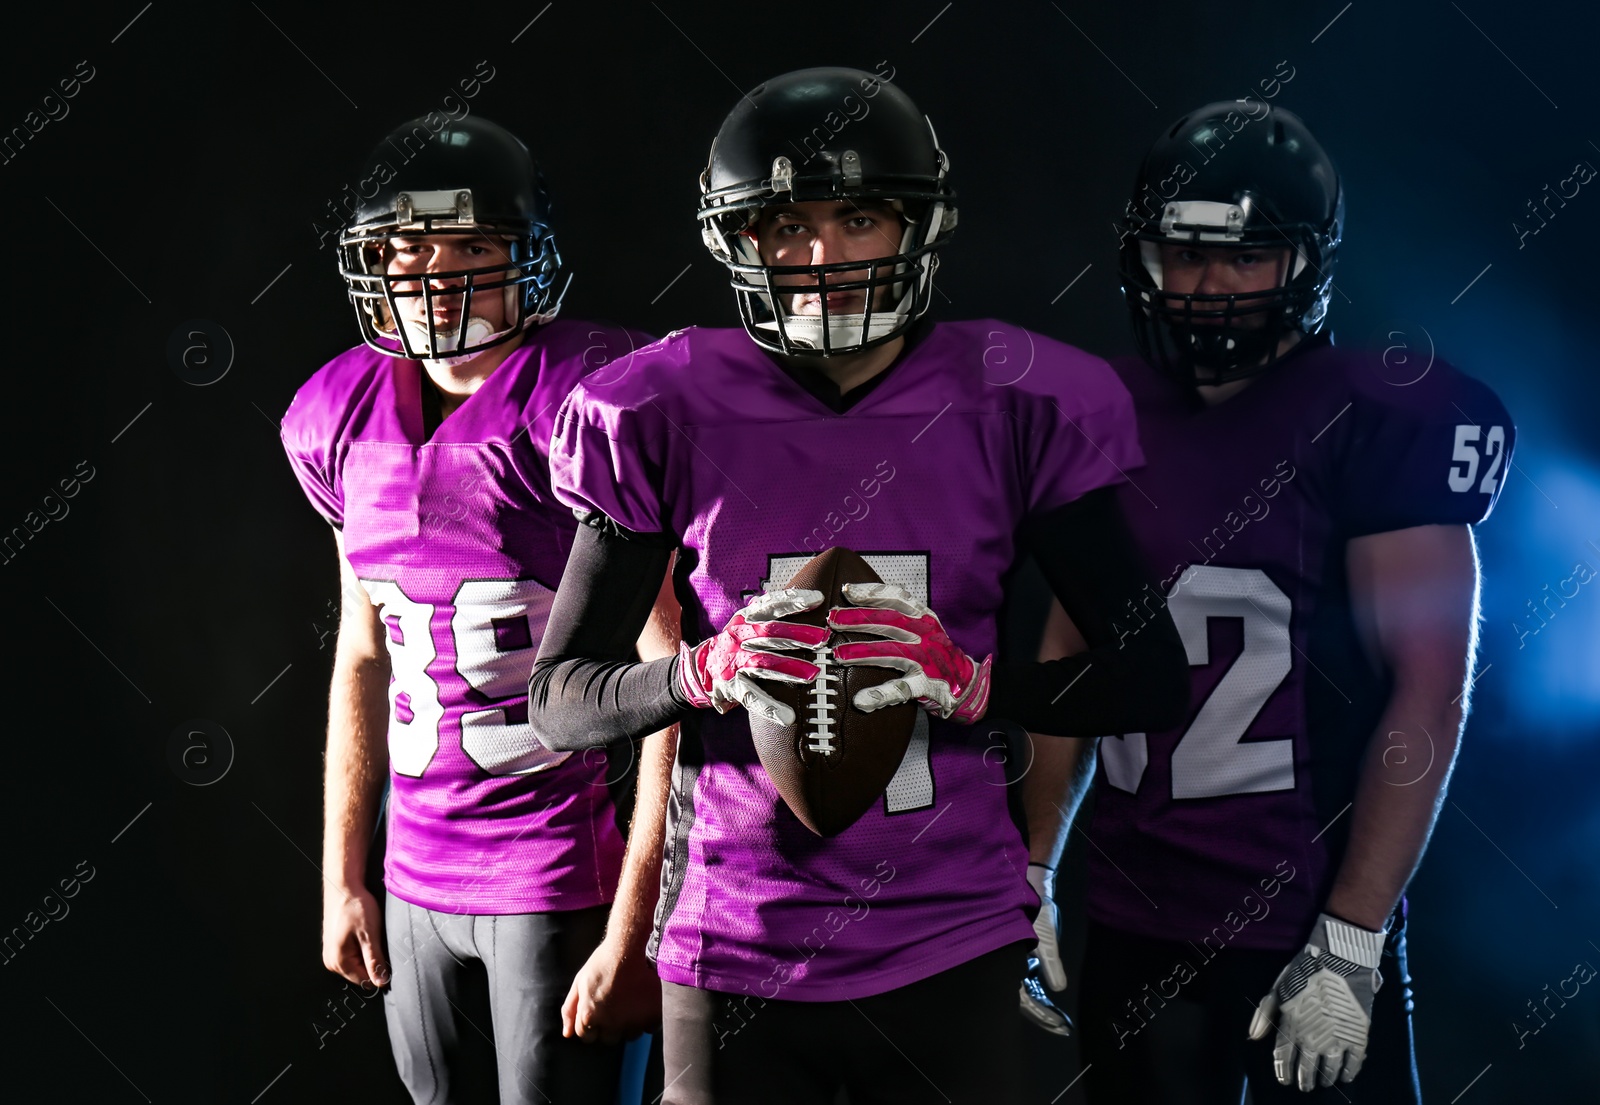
[360,578,571,779]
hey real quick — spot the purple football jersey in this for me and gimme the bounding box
[550,321,1141,1000]
[282,320,652,914]
[1085,339,1513,951]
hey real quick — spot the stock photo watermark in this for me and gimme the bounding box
[0,59,95,168]
[0,860,97,967]
[1,460,96,567]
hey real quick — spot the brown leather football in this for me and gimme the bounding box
[747,547,919,836]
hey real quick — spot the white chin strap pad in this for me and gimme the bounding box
[405,316,509,367]
[758,312,905,351]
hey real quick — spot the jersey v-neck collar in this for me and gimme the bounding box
[1161,331,1335,417]
[418,367,446,441]
[396,343,532,446]
[760,319,934,415]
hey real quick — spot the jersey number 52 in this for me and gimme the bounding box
[1447,423,1506,495]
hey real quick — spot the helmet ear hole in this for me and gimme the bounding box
[500,234,521,325]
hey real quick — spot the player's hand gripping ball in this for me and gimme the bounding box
[744,548,920,837]
[828,583,993,724]
[678,589,832,724]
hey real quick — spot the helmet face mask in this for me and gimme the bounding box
[712,197,946,357]
[697,69,956,357]
[338,119,566,363]
[1118,104,1343,387]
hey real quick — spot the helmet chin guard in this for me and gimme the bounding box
[1117,102,1343,386]
[697,68,956,357]
[405,316,514,369]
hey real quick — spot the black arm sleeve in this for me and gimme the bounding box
[986,486,1191,737]
[527,520,690,752]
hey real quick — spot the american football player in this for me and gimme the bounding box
[1030,102,1513,1101]
[281,115,662,1104]
[525,68,1190,1103]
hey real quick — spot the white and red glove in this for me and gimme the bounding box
[678,588,830,727]
[827,583,993,724]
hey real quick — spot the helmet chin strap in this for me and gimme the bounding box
[403,316,509,369]
[758,312,906,352]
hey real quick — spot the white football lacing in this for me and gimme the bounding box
[806,644,837,754]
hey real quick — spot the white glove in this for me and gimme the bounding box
[1028,864,1067,991]
[1248,912,1385,1091]
[1019,969,1071,1037]
[1018,863,1070,1036]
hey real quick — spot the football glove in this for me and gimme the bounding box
[1028,864,1068,991]
[1019,863,1070,1036]
[1248,912,1386,1092]
[1020,961,1072,1036]
[827,583,993,724]
[678,588,830,727]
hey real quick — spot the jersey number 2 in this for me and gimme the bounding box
[1100,565,1294,800]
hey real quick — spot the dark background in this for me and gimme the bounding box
[2,2,1596,1102]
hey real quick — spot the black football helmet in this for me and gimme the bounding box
[338,115,564,362]
[1117,101,1343,385]
[697,67,956,357]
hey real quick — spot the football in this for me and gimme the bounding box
[748,547,919,836]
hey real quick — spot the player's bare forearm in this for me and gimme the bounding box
[607,724,676,951]
[323,530,390,890]
[319,531,393,986]
[324,652,389,885]
[565,721,676,1041]
[610,556,680,949]
[1323,524,1478,932]
[1022,735,1096,866]
[1324,691,1463,930]
[566,562,679,1041]
[1023,594,1099,865]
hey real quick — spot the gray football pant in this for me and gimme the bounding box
[383,895,623,1105]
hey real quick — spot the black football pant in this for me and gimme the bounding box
[1078,919,1420,1104]
[660,940,1031,1104]
[382,896,626,1105]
